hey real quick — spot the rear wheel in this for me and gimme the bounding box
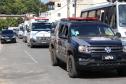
[23,37,27,43]
[1,40,4,44]
[50,48,59,66]
[27,41,34,48]
[67,54,79,78]
[29,42,34,48]
[13,39,16,43]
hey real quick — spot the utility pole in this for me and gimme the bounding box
[67,0,70,17]
[74,0,77,17]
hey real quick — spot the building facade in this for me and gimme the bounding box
[41,0,107,22]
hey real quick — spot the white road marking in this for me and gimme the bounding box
[24,50,38,64]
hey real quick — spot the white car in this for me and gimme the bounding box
[18,30,24,39]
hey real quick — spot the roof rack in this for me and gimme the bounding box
[61,17,97,21]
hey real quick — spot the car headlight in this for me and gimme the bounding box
[12,36,16,38]
[78,46,91,53]
[123,46,126,52]
[1,36,5,38]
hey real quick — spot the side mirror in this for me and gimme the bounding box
[51,28,55,33]
[115,32,121,38]
[27,28,31,32]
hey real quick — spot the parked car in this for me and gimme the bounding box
[17,29,24,39]
[49,17,126,78]
[0,29,16,43]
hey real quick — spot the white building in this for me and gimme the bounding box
[40,0,107,22]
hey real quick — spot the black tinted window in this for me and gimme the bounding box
[70,23,114,37]
[2,30,14,34]
[32,23,51,31]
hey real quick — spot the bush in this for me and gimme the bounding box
[0,17,24,30]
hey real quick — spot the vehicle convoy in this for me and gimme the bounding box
[49,17,126,78]
[1,29,16,43]
[27,17,52,48]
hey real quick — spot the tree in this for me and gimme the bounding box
[0,0,47,15]
[0,17,22,30]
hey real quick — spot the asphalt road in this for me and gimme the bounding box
[0,39,126,84]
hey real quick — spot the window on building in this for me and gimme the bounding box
[57,3,61,7]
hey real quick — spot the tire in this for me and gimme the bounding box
[14,40,16,43]
[23,37,27,43]
[27,42,29,47]
[27,41,34,48]
[13,39,16,43]
[1,41,4,44]
[24,39,27,43]
[50,49,59,66]
[29,42,34,48]
[117,68,126,76]
[67,54,79,78]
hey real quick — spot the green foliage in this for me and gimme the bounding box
[0,0,48,30]
[0,0,47,15]
[0,17,23,30]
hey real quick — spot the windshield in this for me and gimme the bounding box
[70,24,115,37]
[32,23,51,31]
[2,30,14,34]
[119,5,126,27]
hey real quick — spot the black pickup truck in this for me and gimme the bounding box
[49,18,126,78]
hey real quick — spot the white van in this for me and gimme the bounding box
[27,18,51,48]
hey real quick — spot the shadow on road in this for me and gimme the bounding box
[78,70,123,79]
[58,64,126,79]
[27,45,49,49]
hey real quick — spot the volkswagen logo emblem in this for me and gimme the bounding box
[105,47,111,53]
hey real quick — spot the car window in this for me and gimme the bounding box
[32,23,51,31]
[70,24,114,37]
[62,25,68,36]
[2,30,14,34]
[58,24,64,36]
